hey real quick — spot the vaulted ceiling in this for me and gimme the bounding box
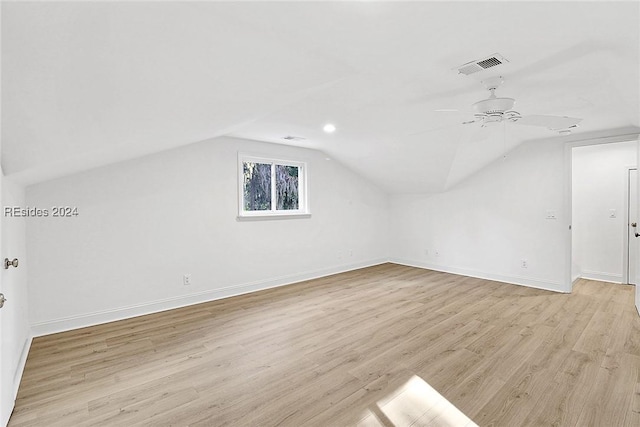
[2,2,639,193]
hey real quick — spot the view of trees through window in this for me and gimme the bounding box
[243,162,271,210]
[275,165,299,210]
[243,161,300,211]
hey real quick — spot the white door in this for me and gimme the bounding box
[630,169,638,285]
[636,158,640,312]
[0,168,10,426]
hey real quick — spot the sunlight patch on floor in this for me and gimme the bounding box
[358,375,478,427]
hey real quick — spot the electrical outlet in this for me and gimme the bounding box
[183,274,191,286]
[424,249,429,256]
[349,249,353,257]
[521,259,528,269]
[546,210,557,220]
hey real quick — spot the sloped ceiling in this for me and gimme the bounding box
[2,2,639,193]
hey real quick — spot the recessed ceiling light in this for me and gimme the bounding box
[323,123,336,133]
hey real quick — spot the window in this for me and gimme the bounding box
[238,154,309,218]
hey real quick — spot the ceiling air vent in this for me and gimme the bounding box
[456,53,508,75]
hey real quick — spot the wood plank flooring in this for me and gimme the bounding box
[9,263,640,426]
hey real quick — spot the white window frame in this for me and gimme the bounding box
[238,153,310,219]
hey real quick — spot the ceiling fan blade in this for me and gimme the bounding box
[515,115,582,130]
[404,122,459,137]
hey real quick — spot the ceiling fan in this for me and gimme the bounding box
[461,76,582,135]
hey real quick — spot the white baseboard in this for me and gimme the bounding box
[579,270,623,284]
[12,335,32,407]
[389,258,567,293]
[31,257,573,337]
[30,258,387,337]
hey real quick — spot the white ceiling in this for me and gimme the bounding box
[2,1,639,193]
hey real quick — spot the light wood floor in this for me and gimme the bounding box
[9,263,640,426]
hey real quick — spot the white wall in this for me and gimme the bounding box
[26,137,389,335]
[389,138,567,292]
[572,141,638,283]
[1,177,30,406]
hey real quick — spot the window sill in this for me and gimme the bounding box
[236,213,312,221]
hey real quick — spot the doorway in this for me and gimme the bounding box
[571,140,638,286]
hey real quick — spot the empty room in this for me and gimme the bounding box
[1,1,640,426]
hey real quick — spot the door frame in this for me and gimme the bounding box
[563,133,640,292]
[623,167,638,285]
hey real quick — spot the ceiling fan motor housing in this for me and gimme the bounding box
[472,97,516,115]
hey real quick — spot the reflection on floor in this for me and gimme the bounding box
[358,375,478,427]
